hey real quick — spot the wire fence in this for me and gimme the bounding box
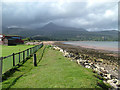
[1,43,43,74]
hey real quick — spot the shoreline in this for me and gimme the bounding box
[53,41,118,76]
[51,42,119,88]
[63,41,118,53]
[41,41,119,88]
[54,41,118,58]
[42,41,118,55]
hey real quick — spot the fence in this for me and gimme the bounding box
[1,43,43,74]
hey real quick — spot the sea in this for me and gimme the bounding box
[63,41,118,52]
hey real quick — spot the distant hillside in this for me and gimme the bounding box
[2,22,118,41]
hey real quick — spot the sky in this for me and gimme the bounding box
[1,0,119,31]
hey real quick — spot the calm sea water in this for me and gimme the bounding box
[63,41,118,52]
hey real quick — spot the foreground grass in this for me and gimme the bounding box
[2,45,35,57]
[2,46,109,88]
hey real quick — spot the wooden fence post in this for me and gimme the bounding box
[23,51,25,63]
[28,49,29,56]
[19,52,20,63]
[0,57,3,75]
[33,47,34,53]
[13,53,15,66]
[33,54,37,66]
[30,48,31,55]
[27,49,29,56]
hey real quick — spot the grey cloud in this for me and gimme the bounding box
[2,1,118,31]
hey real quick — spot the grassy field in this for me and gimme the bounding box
[1,45,35,74]
[2,45,110,89]
[1,45,35,57]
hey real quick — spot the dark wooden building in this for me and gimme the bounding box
[0,34,24,45]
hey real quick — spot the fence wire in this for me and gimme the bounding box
[1,43,43,74]
[2,55,13,74]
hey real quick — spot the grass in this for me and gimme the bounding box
[1,45,35,74]
[2,45,110,88]
[1,45,35,57]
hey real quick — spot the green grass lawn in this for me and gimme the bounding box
[1,45,35,74]
[2,45,110,88]
[1,45,35,57]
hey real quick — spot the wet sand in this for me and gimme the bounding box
[54,42,118,58]
[77,45,118,52]
[42,41,118,61]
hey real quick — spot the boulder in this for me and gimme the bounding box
[107,79,119,88]
[84,63,89,66]
[104,74,112,80]
[76,59,80,64]
[99,67,108,74]
[107,79,113,83]
[102,70,108,74]
[64,52,69,57]
[85,65,91,69]
[113,79,118,84]
[60,49,64,53]
[79,59,87,63]
[116,80,120,85]
[93,68,100,73]
[94,65,100,70]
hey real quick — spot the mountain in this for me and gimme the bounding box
[2,22,118,41]
[41,22,86,31]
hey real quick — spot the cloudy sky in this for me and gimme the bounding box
[2,0,119,31]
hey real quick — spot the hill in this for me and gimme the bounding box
[2,23,118,41]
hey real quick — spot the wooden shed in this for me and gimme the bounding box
[0,34,24,45]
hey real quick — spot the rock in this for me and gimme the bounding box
[85,65,91,68]
[68,53,74,58]
[107,79,120,88]
[93,68,100,73]
[74,55,80,60]
[113,79,118,83]
[89,62,93,66]
[107,80,113,83]
[53,46,62,51]
[116,80,120,86]
[102,70,108,74]
[104,74,112,80]
[79,59,84,62]
[64,52,69,57]
[99,72,103,76]
[107,74,112,80]
[76,59,80,64]
[100,67,105,71]
[94,65,100,69]
[60,49,64,53]
[107,80,117,88]
[116,84,120,87]
[67,54,71,58]
[92,70,96,73]
[88,60,91,63]
[99,67,108,74]
[90,63,96,69]
[84,63,89,66]
[71,53,75,57]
